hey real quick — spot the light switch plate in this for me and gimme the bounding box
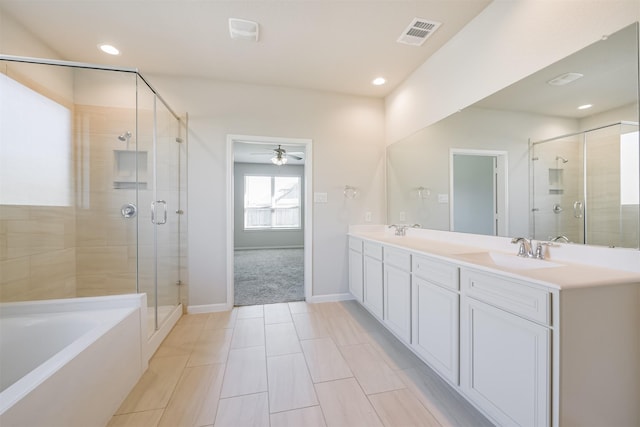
[314,192,328,203]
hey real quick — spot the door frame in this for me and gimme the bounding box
[226,134,313,308]
[449,148,509,236]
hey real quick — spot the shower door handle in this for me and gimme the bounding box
[573,201,584,218]
[151,200,168,225]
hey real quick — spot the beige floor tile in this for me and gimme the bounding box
[264,302,293,324]
[237,304,264,319]
[220,346,268,398]
[324,314,369,346]
[177,313,209,328]
[266,322,302,356]
[292,312,330,340]
[267,353,318,413]
[270,406,327,427]
[367,330,423,371]
[396,367,493,427]
[288,301,317,314]
[116,355,189,414]
[314,302,347,317]
[368,388,441,427]
[314,378,383,427]
[107,409,164,427]
[214,392,270,427]
[204,309,237,330]
[339,343,405,394]
[154,323,203,358]
[188,328,233,367]
[230,317,265,349]
[301,338,353,383]
[158,363,225,427]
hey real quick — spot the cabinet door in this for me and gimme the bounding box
[412,277,459,384]
[461,297,550,427]
[363,256,383,319]
[349,248,364,302]
[383,264,411,343]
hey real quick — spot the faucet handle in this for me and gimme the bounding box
[534,241,554,259]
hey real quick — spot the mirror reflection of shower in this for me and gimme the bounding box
[556,155,569,164]
[118,131,132,150]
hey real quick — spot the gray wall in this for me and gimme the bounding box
[234,162,304,249]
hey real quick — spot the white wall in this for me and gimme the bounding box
[145,76,386,306]
[386,0,640,145]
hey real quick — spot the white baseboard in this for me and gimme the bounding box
[307,292,355,303]
[235,245,304,251]
[188,302,231,314]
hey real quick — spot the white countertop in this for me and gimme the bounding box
[349,228,640,291]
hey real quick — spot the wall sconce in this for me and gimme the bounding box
[343,185,358,199]
[416,186,431,199]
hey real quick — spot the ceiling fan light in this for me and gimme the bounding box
[271,155,287,166]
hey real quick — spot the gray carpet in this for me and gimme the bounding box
[234,248,304,306]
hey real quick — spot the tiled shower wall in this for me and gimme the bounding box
[0,104,140,302]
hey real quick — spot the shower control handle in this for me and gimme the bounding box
[151,200,168,225]
[121,203,137,219]
[573,201,584,218]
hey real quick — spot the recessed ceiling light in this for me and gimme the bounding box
[372,77,386,86]
[98,44,120,55]
[578,104,593,110]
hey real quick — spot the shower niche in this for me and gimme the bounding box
[114,149,148,189]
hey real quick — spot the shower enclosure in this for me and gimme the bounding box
[0,55,187,332]
[530,121,639,248]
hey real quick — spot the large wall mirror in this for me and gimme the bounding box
[387,22,639,249]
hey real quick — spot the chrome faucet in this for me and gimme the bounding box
[511,237,552,259]
[388,223,421,236]
[511,237,534,257]
[551,235,569,243]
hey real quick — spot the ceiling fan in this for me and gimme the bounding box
[251,145,304,165]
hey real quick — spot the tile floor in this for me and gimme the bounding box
[108,300,493,427]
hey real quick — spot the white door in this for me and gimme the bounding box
[383,264,411,343]
[460,297,550,427]
[412,277,459,384]
[363,256,383,319]
[348,248,364,302]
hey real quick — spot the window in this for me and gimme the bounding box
[0,73,72,206]
[620,131,639,205]
[244,175,301,229]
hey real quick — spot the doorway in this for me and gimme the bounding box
[450,149,508,236]
[226,135,312,308]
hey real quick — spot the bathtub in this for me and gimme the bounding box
[0,294,148,427]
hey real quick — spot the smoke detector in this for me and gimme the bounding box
[229,18,259,42]
[397,18,441,46]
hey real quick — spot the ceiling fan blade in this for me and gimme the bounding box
[287,154,303,160]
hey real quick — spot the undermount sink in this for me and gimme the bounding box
[488,252,564,270]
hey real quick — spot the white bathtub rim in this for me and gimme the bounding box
[0,306,137,415]
[0,293,145,317]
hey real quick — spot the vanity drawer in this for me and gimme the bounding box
[349,237,363,252]
[363,241,383,260]
[461,268,551,325]
[384,247,411,271]
[412,255,459,290]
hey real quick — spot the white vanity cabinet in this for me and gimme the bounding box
[460,268,551,427]
[383,247,412,343]
[348,237,364,302]
[362,241,384,319]
[411,255,460,385]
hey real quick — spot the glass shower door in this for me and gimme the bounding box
[153,96,181,329]
[531,134,584,243]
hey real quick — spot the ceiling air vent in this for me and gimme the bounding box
[397,18,441,46]
[229,18,259,42]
